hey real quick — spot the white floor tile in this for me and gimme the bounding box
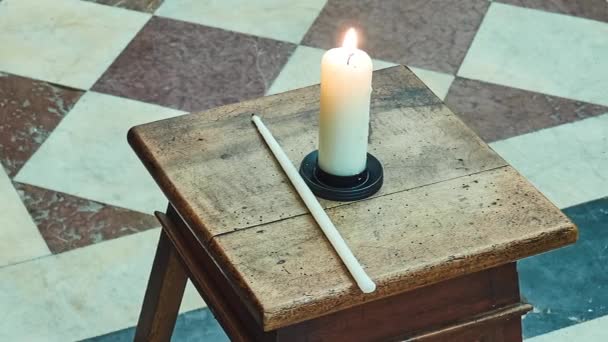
[268,46,453,99]
[0,168,50,267]
[15,92,186,214]
[0,228,204,342]
[409,67,455,101]
[459,3,608,106]
[267,46,324,94]
[0,0,150,89]
[156,0,326,44]
[525,315,608,342]
[490,114,608,209]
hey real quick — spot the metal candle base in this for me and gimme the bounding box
[299,150,383,201]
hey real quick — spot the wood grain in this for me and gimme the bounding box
[157,206,528,341]
[129,66,504,242]
[134,229,187,342]
[408,303,531,341]
[128,65,578,332]
[275,263,523,341]
[210,167,576,330]
[156,208,274,342]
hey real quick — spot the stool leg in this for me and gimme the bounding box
[134,229,188,342]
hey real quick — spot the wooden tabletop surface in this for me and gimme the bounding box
[128,66,577,331]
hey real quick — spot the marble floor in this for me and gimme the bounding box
[0,0,606,340]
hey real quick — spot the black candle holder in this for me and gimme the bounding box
[299,150,383,201]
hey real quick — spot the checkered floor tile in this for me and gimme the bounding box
[0,0,606,340]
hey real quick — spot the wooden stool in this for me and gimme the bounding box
[128,66,577,341]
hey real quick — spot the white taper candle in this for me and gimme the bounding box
[252,114,376,294]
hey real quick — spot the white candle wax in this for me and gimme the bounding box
[252,114,376,294]
[319,28,373,176]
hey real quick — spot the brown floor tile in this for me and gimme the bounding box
[14,182,159,254]
[0,73,83,177]
[497,0,608,23]
[82,0,163,13]
[302,0,489,74]
[93,17,296,113]
[445,78,608,142]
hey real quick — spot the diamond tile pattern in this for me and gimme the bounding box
[83,0,163,13]
[490,114,608,209]
[15,91,185,214]
[0,228,205,342]
[0,0,150,89]
[0,167,50,267]
[156,0,327,44]
[302,0,490,73]
[93,16,296,112]
[15,182,159,254]
[446,78,608,142]
[1,0,607,340]
[0,73,83,177]
[497,0,608,23]
[459,3,608,107]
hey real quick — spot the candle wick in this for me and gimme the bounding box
[347,52,355,65]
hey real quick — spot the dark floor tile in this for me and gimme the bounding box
[519,197,608,338]
[82,0,163,13]
[83,308,229,342]
[302,0,489,74]
[497,0,608,23]
[445,78,608,142]
[0,73,83,177]
[93,17,295,113]
[170,308,229,342]
[14,182,159,254]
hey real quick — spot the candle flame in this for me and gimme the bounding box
[342,28,357,50]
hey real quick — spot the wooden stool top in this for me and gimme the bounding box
[128,66,577,331]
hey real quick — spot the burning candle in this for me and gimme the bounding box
[318,28,373,177]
